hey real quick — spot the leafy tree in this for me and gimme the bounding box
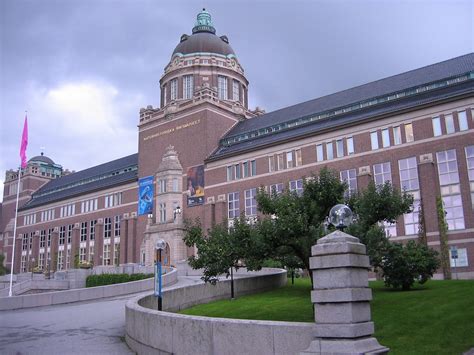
[256,168,345,274]
[436,196,451,280]
[0,254,10,276]
[381,240,440,290]
[183,217,266,298]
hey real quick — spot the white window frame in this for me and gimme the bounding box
[432,117,442,136]
[370,132,379,150]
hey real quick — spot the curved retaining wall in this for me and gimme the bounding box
[0,268,177,311]
[126,269,316,355]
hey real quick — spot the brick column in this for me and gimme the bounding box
[120,214,129,264]
[71,223,80,268]
[13,234,22,273]
[94,219,104,266]
[127,214,137,264]
[50,228,59,272]
[32,230,40,268]
[301,230,389,354]
[417,153,440,235]
[357,165,372,190]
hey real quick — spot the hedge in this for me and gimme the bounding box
[86,273,154,287]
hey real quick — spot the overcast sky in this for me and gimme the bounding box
[0,0,473,201]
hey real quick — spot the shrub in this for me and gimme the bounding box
[85,273,153,287]
[381,240,439,290]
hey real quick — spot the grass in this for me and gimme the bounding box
[179,278,474,354]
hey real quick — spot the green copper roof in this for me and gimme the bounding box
[192,8,216,34]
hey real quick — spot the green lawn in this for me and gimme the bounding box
[179,278,474,354]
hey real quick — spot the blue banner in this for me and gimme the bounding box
[138,176,154,215]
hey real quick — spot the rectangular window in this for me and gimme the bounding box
[90,220,96,240]
[436,149,460,185]
[79,247,87,263]
[228,192,240,219]
[66,249,71,269]
[270,183,283,195]
[458,111,468,131]
[445,114,455,134]
[89,245,94,262]
[405,123,414,142]
[159,203,167,223]
[22,234,28,251]
[163,84,167,105]
[340,169,357,196]
[399,157,419,191]
[47,228,52,247]
[114,243,120,266]
[250,160,257,176]
[382,221,397,238]
[294,149,302,166]
[370,132,379,150]
[373,162,391,185]
[326,142,334,160]
[114,215,121,237]
[316,144,324,161]
[227,166,234,181]
[28,232,33,250]
[268,156,275,172]
[381,129,390,148]
[442,195,465,230]
[104,192,122,208]
[21,255,27,273]
[277,153,284,171]
[289,179,303,196]
[436,149,464,230]
[104,217,112,238]
[336,139,344,157]
[170,79,178,100]
[59,226,66,245]
[346,137,354,155]
[232,80,240,101]
[103,244,111,266]
[80,222,88,242]
[172,178,179,192]
[158,179,167,193]
[218,76,227,100]
[393,126,402,145]
[432,117,442,136]
[40,230,46,248]
[235,164,241,179]
[245,188,257,216]
[286,151,294,168]
[39,253,45,270]
[183,75,193,99]
[57,250,63,270]
[67,224,73,244]
[404,198,420,235]
[243,161,249,178]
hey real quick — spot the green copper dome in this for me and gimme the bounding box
[192,8,216,34]
[172,9,235,57]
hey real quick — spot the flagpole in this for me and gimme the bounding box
[8,167,22,297]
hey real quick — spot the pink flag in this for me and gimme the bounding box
[20,115,28,169]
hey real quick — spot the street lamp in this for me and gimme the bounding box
[328,204,353,231]
[173,206,181,221]
[155,239,166,311]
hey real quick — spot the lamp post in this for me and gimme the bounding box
[47,257,51,279]
[155,239,166,311]
[328,204,353,231]
[173,206,181,221]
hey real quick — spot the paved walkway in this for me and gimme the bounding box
[0,276,202,355]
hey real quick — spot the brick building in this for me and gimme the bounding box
[1,10,473,278]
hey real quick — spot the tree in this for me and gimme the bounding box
[381,240,440,290]
[183,216,265,298]
[0,254,10,276]
[436,196,451,280]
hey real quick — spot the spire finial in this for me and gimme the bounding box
[192,8,215,34]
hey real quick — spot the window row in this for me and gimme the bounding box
[40,209,55,222]
[158,178,180,193]
[432,110,469,137]
[60,203,76,218]
[268,149,302,172]
[24,213,36,226]
[104,192,122,209]
[227,160,257,181]
[81,198,98,214]
[371,123,413,151]
[316,137,354,162]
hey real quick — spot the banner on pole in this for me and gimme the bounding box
[187,165,205,207]
[138,176,154,215]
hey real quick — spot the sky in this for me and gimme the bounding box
[0,0,473,202]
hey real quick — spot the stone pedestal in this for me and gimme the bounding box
[301,230,389,354]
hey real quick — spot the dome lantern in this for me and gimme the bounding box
[192,8,216,34]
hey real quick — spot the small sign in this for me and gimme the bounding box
[450,246,458,259]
